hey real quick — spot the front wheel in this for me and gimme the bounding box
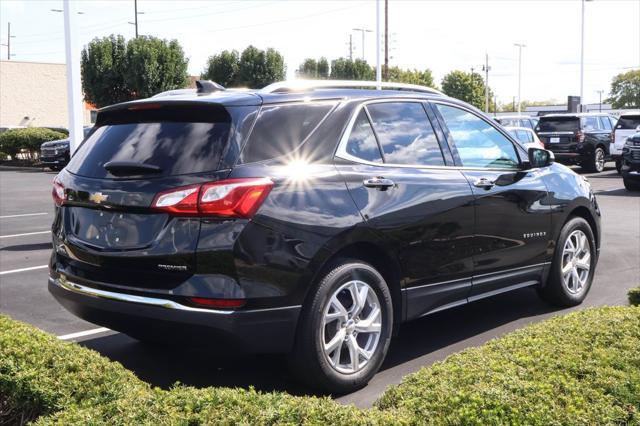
[615,159,622,175]
[288,260,393,394]
[538,217,596,307]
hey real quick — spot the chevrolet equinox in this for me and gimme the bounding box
[49,80,601,393]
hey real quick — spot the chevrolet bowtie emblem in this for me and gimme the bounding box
[89,192,108,204]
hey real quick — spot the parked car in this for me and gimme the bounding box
[495,115,539,130]
[621,132,640,191]
[504,126,545,150]
[610,111,640,174]
[40,127,93,171]
[48,80,601,393]
[535,113,617,172]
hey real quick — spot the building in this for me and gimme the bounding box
[0,60,94,128]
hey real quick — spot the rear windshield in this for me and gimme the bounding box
[537,117,580,132]
[66,105,231,178]
[616,115,640,130]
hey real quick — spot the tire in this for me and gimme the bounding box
[49,165,62,171]
[288,259,393,394]
[615,159,622,175]
[538,217,596,307]
[624,178,640,191]
[583,146,605,173]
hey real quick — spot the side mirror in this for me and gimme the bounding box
[527,147,554,168]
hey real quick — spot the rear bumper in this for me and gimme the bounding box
[48,275,301,353]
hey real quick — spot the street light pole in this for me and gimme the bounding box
[580,0,593,111]
[376,0,381,87]
[353,27,372,61]
[0,22,15,60]
[514,43,526,114]
[134,0,138,38]
[62,0,83,154]
[597,90,604,112]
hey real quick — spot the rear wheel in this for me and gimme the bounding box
[538,217,595,306]
[288,260,393,394]
[583,147,605,173]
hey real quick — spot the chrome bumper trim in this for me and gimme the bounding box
[50,276,301,315]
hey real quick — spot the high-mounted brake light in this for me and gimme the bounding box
[52,177,65,206]
[151,178,273,218]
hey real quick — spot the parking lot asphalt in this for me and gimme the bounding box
[0,165,638,407]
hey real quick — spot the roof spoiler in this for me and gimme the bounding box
[196,80,226,94]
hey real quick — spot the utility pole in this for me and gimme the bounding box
[482,53,491,113]
[470,66,475,76]
[353,27,372,61]
[384,0,388,80]
[348,34,353,60]
[514,43,526,114]
[1,22,15,60]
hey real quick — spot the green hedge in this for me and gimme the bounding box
[1,307,639,425]
[0,128,67,159]
[630,288,640,306]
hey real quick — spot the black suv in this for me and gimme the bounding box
[535,113,616,173]
[621,132,640,191]
[49,80,601,393]
[40,127,93,171]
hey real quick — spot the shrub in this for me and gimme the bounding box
[630,287,640,306]
[377,307,640,424]
[0,128,66,159]
[2,307,639,425]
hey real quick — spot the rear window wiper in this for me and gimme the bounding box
[104,161,162,176]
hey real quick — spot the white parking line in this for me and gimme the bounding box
[58,327,111,340]
[0,265,48,275]
[0,230,51,239]
[0,212,48,219]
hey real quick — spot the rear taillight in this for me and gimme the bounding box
[52,177,65,206]
[576,131,585,143]
[151,178,273,218]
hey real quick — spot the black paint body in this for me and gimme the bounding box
[49,89,601,353]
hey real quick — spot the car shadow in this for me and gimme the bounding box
[0,242,52,251]
[78,287,563,399]
[594,188,640,197]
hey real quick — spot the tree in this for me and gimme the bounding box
[387,67,435,88]
[296,57,329,79]
[607,69,640,109]
[124,36,189,100]
[80,35,130,107]
[441,70,487,110]
[236,45,285,88]
[201,50,239,87]
[81,35,188,107]
[330,58,375,80]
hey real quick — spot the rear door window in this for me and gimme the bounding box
[345,110,383,163]
[67,105,232,179]
[240,102,333,163]
[617,115,640,130]
[366,102,445,166]
[599,116,612,131]
[537,117,580,132]
[583,116,600,132]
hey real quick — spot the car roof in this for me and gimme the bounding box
[100,80,450,112]
[618,110,640,117]
[498,115,536,120]
[504,126,535,132]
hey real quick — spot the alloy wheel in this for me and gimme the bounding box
[561,229,591,294]
[321,280,382,374]
[595,149,605,172]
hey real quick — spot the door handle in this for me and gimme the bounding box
[473,177,495,189]
[363,177,395,191]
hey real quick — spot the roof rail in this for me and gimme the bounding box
[196,80,225,94]
[260,79,443,96]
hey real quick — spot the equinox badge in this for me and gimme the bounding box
[89,192,108,204]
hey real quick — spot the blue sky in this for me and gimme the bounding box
[1,0,639,105]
